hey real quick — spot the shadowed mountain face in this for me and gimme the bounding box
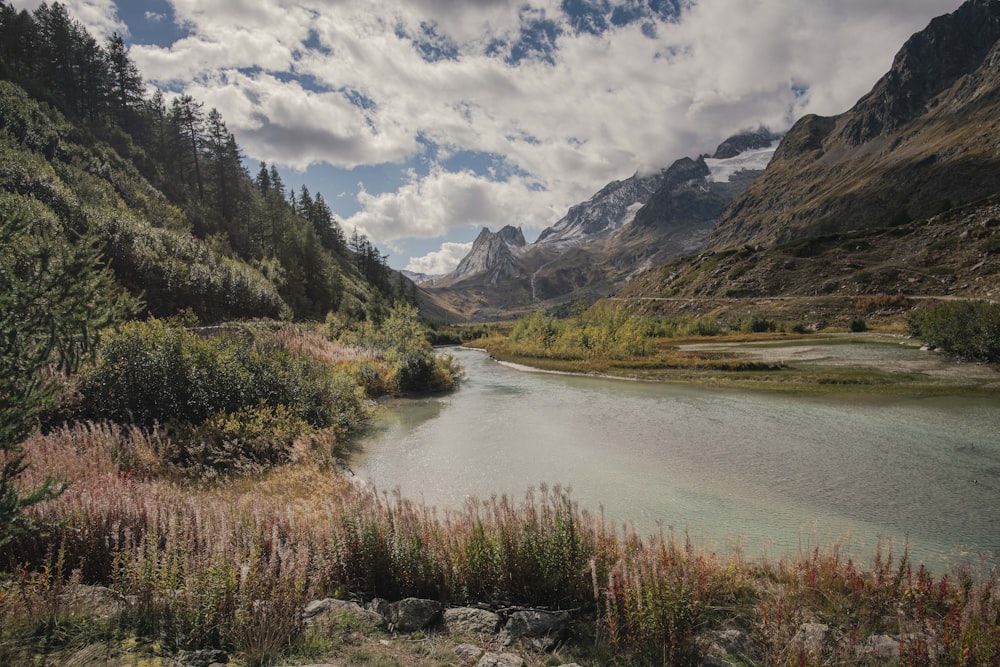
[426,130,778,319]
[617,0,1000,307]
[708,0,1000,251]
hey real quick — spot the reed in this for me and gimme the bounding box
[3,422,997,665]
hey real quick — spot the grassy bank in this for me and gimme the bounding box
[3,419,998,665]
[470,299,1000,396]
[3,304,998,665]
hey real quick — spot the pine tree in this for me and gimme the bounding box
[0,210,132,546]
[105,32,143,130]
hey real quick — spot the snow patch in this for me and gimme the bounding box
[619,201,645,229]
[704,142,778,182]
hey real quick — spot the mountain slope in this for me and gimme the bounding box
[0,1,409,324]
[708,0,1000,250]
[535,169,666,246]
[621,0,1000,309]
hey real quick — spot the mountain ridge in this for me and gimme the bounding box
[427,129,778,319]
[621,0,1000,311]
[707,0,1000,251]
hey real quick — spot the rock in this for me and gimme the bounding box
[455,643,485,663]
[175,649,229,667]
[702,628,758,662]
[367,597,392,616]
[304,598,363,619]
[856,634,900,662]
[499,610,571,650]
[375,597,443,632]
[304,598,384,628]
[444,607,502,636]
[788,622,835,662]
[476,652,525,667]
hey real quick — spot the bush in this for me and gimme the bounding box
[165,403,315,474]
[743,314,777,333]
[908,300,1000,362]
[78,320,370,434]
[848,316,868,332]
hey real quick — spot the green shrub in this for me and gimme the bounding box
[743,314,777,333]
[848,316,868,332]
[165,403,315,474]
[78,320,370,433]
[907,300,1000,362]
[981,234,1000,254]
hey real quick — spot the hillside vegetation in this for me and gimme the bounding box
[2,3,999,666]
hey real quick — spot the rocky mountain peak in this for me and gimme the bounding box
[534,170,667,246]
[497,225,526,247]
[448,226,527,284]
[836,0,1000,146]
[711,127,782,159]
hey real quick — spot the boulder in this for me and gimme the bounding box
[375,597,443,632]
[702,627,759,662]
[303,598,384,628]
[788,622,836,662]
[500,610,571,650]
[455,643,485,663]
[476,652,525,667]
[175,649,229,667]
[856,634,900,662]
[444,607,502,636]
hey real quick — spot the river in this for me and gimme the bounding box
[351,346,1000,573]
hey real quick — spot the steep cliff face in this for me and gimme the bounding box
[709,0,1000,250]
[836,0,1000,147]
[449,225,528,285]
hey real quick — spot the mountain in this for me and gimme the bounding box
[620,0,1000,309]
[426,130,778,319]
[448,225,527,284]
[708,0,1000,250]
[534,169,667,246]
[400,270,444,285]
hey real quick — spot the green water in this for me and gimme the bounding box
[352,346,1000,573]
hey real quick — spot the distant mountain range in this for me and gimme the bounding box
[422,0,1000,321]
[425,128,781,319]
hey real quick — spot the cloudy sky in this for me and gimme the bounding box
[14,0,959,273]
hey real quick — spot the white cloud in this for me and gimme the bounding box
[32,0,962,254]
[345,166,563,241]
[406,241,474,274]
[10,0,126,38]
[184,70,417,170]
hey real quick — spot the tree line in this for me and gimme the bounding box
[0,1,416,321]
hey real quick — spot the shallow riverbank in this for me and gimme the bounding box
[472,331,1000,396]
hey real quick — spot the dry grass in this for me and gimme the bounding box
[2,422,998,665]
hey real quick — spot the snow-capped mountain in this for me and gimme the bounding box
[428,129,780,318]
[534,170,667,247]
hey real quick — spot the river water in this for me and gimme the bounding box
[352,346,1000,573]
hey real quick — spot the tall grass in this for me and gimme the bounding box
[3,422,998,665]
